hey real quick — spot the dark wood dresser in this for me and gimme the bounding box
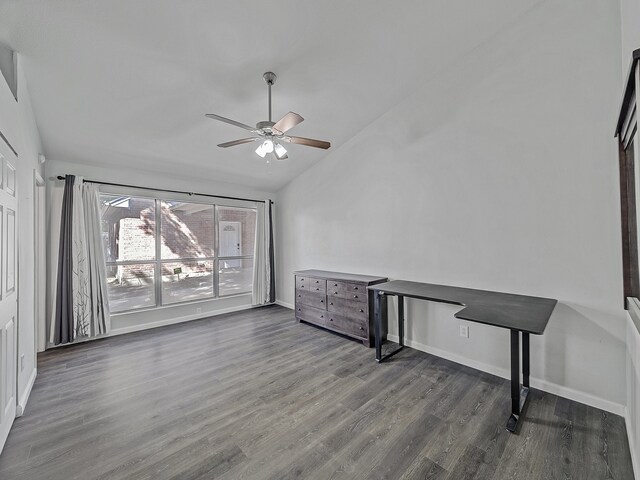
[294,270,388,347]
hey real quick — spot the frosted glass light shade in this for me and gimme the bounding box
[255,140,273,158]
[274,143,288,160]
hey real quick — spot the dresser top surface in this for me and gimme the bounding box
[294,270,387,285]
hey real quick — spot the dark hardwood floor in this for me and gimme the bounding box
[0,305,634,479]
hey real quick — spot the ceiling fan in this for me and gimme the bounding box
[206,72,330,161]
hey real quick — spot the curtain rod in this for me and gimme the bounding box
[56,175,272,204]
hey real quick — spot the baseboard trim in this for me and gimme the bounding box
[16,368,37,417]
[275,299,294,309]
[387,334,625,416]
[46,301,284,350]
[110,304,256,337]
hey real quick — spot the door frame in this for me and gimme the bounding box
[34,170,45,353]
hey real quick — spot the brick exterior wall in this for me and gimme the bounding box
[103,200,256,285]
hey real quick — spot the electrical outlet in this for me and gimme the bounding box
[20,354,25,371]
[459,324,469,338]
[196,307,202,314]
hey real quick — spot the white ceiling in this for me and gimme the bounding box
[0,0,541,191]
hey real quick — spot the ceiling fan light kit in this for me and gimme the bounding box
[206,72,330,162]
[255,139,288,162]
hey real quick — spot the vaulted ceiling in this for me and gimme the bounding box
[0,0,541,190]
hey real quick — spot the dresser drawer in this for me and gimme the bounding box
[327,281,368,303]
[296,304,327,326]
[296,275,309,290]
[327,297,368,320]
[296,290,327,310]
[326,312,368,338]
[308,278,327,294]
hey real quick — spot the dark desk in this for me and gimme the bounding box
[367,280,557,432]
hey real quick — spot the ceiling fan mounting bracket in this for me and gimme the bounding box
[263,71,277,85]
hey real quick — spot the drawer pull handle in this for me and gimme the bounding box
[316,288,320,291]
[354,287,359,290]
[330,302,334,306]
[329,318,333,322]
[359,326,364,330]
[320,300,324,303]
[334,291,338,294]
[321,315,324,318]
[353,295,358,299]
[298,295,301,298]
[297,308,301,312]
[334,283,338,286]
[359,309,364,313]
[316,280,320,283]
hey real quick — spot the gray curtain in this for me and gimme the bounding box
[52,175,75,345]
[51,176,110,345]
[252,200,276,305]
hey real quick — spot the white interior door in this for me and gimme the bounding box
[0,145,18,453]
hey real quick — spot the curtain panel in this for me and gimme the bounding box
[252,200,275,305]
[51,175,110,345]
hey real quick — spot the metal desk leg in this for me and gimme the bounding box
[374,291,383,362]
[374,292,404,363]
[522,332,530,388]
[506,330,531,433]
[398,295,404,348]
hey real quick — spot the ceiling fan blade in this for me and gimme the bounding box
[285,136,331,149]
[205,113,255,132]
[217,137,258,148]
[272,112,304,134]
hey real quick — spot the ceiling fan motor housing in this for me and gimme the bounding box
[256,120,276,132]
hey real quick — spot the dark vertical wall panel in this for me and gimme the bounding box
[0,43,17,101]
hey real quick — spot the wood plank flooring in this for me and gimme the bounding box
[0,305,634,479]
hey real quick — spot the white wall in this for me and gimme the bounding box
[276,0,627,413]
[0,53,44,415]
[44,158,272,343]
[621,0,640,68]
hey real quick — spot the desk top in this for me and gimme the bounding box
[368,280,557,335]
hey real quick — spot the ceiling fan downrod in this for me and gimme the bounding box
[263,71,276,123]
